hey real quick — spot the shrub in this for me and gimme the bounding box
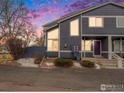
[7,38,25,60]
[54,58,73,67]
[80,60,95,68]
[0,54,14,64]
[34,56,43,64]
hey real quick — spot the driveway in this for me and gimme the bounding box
[0,65,124,91]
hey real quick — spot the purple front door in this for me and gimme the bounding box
[94,41,101,55]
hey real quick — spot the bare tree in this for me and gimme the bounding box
[0,0,38,47]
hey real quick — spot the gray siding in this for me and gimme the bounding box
[60,52,73,58]
[83,4,124,16]
[82,17,124,35]
[60,16,81,51]
[45,3,124,58]
[47,52,58,57]
[82,52,93,58]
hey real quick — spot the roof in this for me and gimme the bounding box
[43,2,124,29]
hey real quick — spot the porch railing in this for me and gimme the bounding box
[112,53,123,68]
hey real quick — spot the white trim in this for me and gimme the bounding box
[57,50,124,53]
[60,50,72,52]
[93,40,102,56]
[83,51,93,53]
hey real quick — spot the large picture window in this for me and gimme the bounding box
[89,17,103,27]
[47,28,59,51]
[117,17,124,28]
[70,19,79,36]
[82,40,92,51]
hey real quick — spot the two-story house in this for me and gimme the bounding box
[43,2,124,60]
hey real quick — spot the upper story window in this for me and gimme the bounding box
[48,28,58,39]
[70,19,79,36]
[116,17,124,28]
[89,17,103,27]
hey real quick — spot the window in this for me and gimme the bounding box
[47,28,59,51]
[114,40,120,52]
[47,40,58,51]
[70,19,79,36]
[48,29,58,39]
[89,17,103,27]
[82,40,92,51]
[117,17,124,28]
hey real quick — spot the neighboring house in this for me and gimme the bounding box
[43,2,124,60]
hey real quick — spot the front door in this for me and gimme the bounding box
[94,40,101,56]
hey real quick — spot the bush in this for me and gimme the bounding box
[34,56,43,64]
[80,60,95,68]
[54,58,73,67]
[7,38,25,60]
[0,54,14,64]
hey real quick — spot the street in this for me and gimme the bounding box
[0,65,124,91]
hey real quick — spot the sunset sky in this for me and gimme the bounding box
[23,0,124,37]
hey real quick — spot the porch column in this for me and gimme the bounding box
[108,36,112,60]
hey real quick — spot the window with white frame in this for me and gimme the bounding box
[82,40,92,51]
[89,17,103,27]
[47,28,59,51]
[70,19,79,36]
[114,40,120,52]
[117,17,124,28]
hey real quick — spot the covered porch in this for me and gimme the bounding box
[81,36,124,59]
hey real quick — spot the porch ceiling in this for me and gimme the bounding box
[82,36,107,39]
